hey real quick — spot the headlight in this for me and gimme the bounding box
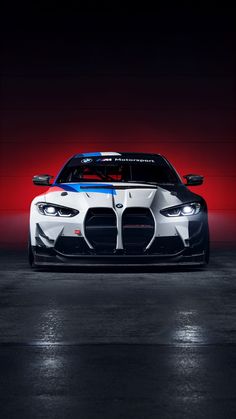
[161,202,201,217]
[36,202,79,217]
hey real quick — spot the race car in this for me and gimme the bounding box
[29,152,209,267]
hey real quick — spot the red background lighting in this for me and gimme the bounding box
[0,113,235,248]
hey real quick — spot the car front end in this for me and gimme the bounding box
[29,152,209,267]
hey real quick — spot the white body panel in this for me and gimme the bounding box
[30,182,190,250]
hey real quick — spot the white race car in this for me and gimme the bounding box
[29,152,209,267]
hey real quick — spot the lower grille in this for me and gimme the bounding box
[148,237,184,255]
[85,208,117,253]
[122,208,155,254]
[55,237,92,255]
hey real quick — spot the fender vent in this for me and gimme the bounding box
[122,208,155,254]
[85,208,117,254]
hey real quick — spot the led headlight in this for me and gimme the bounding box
[36,203,79,217]
[161,202,201,217]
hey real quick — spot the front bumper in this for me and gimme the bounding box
[32,245,207,266]
[30,206,209,267]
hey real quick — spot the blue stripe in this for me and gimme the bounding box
[83,152,101,157]
[74,152,102,158]
[54,183,116,195]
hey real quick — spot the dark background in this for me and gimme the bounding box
[0,5,235,248]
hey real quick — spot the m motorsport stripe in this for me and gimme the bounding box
[82,152,101,157]
[47,183,117,195]
[74,152,121,158]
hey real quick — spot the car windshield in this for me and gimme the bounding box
[56,157,180,184]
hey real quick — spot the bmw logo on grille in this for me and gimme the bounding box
[116,203,123,208]
[81,158,93,164]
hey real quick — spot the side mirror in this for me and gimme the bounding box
[33,174,54,186]
[183,174,204,186]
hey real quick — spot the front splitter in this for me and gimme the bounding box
[33,247,206,267]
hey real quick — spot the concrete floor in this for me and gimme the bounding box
[0,249,236,418]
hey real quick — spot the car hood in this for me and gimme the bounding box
[40,182,201,211]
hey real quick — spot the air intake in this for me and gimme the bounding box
[122,208,155,254]
[85,208,117,253]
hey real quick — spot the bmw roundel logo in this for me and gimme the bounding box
[116,203,123,208]
[81,158,93,164]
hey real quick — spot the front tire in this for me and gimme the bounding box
[203,224,210,265]
[204,238,210,265]
[28,234,35,268]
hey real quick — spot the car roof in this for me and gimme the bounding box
[73,151,163,158]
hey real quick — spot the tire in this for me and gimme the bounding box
[28,233,35,268]
[204,239,210,265]
[203,225,210,265]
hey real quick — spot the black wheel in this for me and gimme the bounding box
[28,233,35,268]
[203,224,210,265]
[204,238,210,265]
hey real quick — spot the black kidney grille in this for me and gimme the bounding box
[122,208,155,254]
[85,208,117,253]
